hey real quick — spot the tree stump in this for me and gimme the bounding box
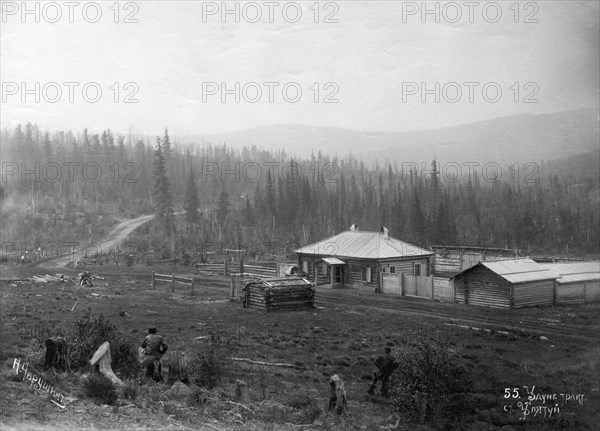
[234,380,249,404]
[44,337,71,372]
[328,374,348,416]
[90,341,124,387]
[164,351,189,384]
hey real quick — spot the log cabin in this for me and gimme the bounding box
[295,225,433,291]
[452,258,558,308]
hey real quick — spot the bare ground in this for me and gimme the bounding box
[0,263,599,430]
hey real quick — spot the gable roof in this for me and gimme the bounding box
[453,258,557,284]
[295,231,433,260]
[540,261,600,283]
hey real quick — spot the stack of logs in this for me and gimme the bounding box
[242,277,315,312]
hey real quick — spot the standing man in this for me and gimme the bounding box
[141,327,168,381]
[367,346,398,397]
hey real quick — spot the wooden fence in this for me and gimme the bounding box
[197,261,277,277]
[380,273,454,302]
[196,263,226,275]
[152,272,195,296]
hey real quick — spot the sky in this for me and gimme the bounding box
[1,0,599,136]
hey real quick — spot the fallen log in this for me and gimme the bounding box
[230,357,298,369]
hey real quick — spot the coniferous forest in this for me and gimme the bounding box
[1,123,599,260]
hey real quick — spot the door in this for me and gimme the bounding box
[334,266,343,283]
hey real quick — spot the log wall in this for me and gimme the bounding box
[243,283,315,312]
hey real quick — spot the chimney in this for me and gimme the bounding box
[350,224,359,232]
[382,227,389,240]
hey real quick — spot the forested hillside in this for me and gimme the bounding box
[1,123,598,260]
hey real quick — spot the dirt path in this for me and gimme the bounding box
[37,214,154,271]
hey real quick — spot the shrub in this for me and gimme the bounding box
[389,341,473,429]
[123,381,138,400]
[188,341,228,389]
[84,374,118,405]
[69,314,140,378]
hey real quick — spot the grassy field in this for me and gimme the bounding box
[0,263,599,430]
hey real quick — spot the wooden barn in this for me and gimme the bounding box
[541,261,600,304]
[431,245,520,277]
[295,226,433,290]
[241,277,315,312]
[452,258,557,308]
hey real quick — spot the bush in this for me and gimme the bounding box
[69,314,140,378]
[389,341,473,429]
[188,341,228,389]
[84,374,118,405]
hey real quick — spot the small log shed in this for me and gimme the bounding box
[242,277,315,312]
[452,258,557,308]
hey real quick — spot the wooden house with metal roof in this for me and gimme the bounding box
[294,226,433,290]
[452,258,558,308]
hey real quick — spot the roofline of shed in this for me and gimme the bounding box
[296,252,434,260]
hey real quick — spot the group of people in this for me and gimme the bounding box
[139,327,398,397]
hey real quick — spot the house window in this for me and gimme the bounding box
[390,266,396,274]
[414,264,421,276]
[363,266,372,283]
[320,263,328,276]
[302,261,308,274]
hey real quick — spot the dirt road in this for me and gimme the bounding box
[37,214,154,270]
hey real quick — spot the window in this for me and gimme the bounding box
[414,264,421,276]
[390,266,396,274]
[320,263,327,276]
[302,261,308,274]
[364,267,372,283]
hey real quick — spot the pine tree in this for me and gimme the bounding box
[216,186,230,226]
[184,165,200,232]
[152,137,176,236]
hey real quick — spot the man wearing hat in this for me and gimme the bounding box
[141,327,168,381]
[367,345,398,396]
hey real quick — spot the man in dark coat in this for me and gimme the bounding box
[367,346,398,396]
[141,327,168,381]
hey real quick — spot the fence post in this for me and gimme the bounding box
[171,274,175,292]
[400,273,405,296]
[152,272,155,290]
[430,276,434,299]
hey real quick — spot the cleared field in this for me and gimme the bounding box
[1,264,599,430]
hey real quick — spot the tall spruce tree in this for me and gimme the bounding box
[184,165,200,232]
[152,137,176,236]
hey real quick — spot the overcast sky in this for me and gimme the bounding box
[1,1,598,136]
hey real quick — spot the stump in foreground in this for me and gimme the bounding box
[89,341,124,387]
[44,337,71,372]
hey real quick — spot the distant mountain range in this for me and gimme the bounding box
[182,108,599,164]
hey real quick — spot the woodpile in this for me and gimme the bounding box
[241,277,315,312]
[31,274,68,284]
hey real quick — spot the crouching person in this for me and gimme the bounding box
[141,327,168,381]
[367,346,397,397]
